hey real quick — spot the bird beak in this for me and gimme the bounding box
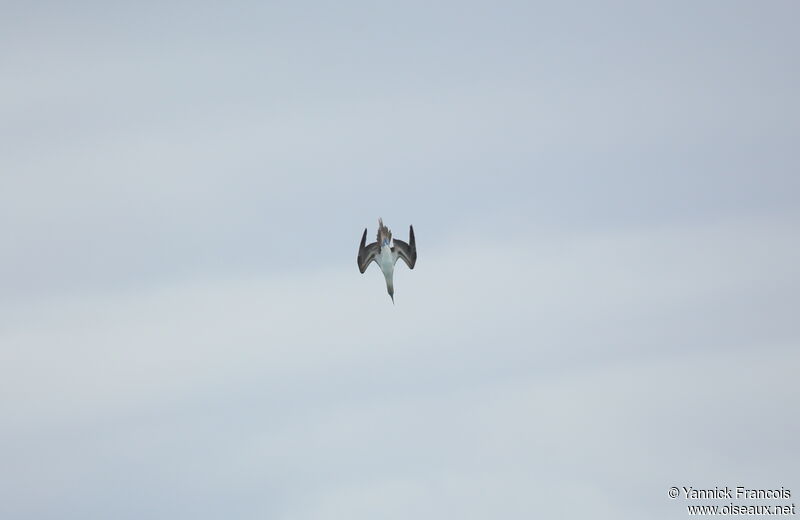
[390,294,394,304]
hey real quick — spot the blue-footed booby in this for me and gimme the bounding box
[357,218,417,302]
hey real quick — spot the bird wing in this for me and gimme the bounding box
[357,228,380,273]
[391,225,417,269]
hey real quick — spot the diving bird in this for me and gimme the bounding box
[357,218,417,302]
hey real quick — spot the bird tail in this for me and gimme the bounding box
[377,218,392,245]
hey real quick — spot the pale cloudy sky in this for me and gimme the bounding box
[1,2,799,519]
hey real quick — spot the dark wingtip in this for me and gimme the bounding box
[409,225,417,269]
[357,228,368,273]
[359,228,367,250]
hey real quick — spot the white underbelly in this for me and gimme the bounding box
[378,248,394,273]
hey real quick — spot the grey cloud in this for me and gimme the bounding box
[2,216,798,518]
[1,1,799,518]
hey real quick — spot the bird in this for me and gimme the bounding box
[357,218,416,303]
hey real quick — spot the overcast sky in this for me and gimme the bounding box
[1,2,799,519]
